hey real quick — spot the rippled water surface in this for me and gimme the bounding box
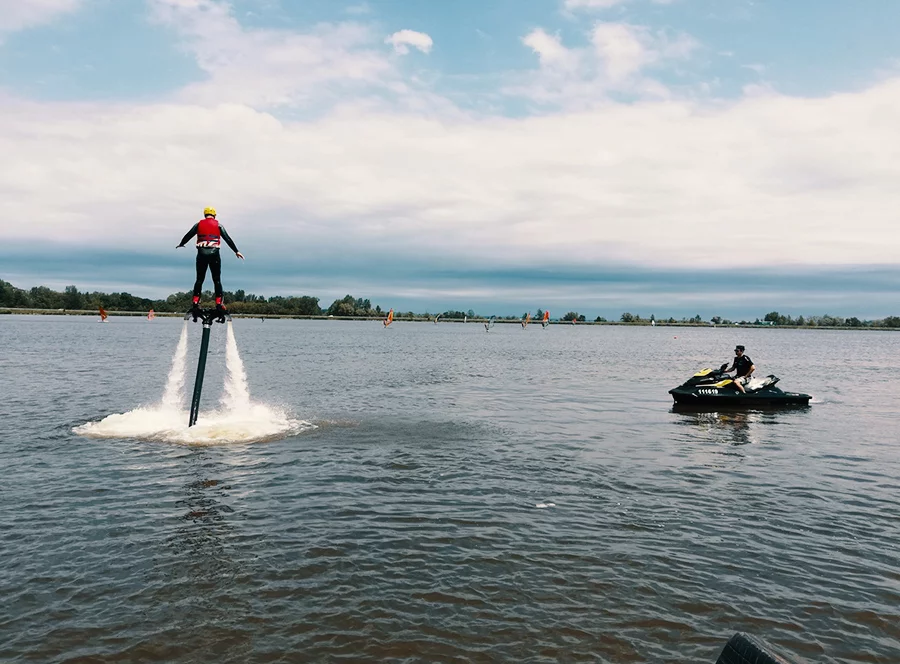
[2,315,899,663]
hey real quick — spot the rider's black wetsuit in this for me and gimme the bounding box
[177,222,240,300]
[734,354,753,378]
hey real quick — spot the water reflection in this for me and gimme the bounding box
[153,451,254,661]
[673,409,760,447]
[169,451,237,575]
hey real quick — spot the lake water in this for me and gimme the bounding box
[1,315,898,663]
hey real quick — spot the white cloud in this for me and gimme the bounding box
[563,0,676,10]
[1,2,898,279]
[511,22,698,105]
[385,29,433,55]
[564,0,629,9]
[3,78,900,271]
[592,22,697,82]
[592,22,648,82]
[0,0,81,34]
[345,2,371,15]
[522,29,578,69]
[148,0,395,108]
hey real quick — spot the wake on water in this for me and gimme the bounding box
[74,322,314,444]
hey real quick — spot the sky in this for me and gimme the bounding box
[1,0,899,319]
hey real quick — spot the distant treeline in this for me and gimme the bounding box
[0,279,320,316]
[1,280,898,327]
[619,311,900,328]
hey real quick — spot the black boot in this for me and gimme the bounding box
[215,302,227,323]
[190,302,202,322]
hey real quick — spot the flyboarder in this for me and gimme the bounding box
[177,207,244,320]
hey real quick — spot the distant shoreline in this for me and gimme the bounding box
[3,308,898,330]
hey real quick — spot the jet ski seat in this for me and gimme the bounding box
[746,375,779,393]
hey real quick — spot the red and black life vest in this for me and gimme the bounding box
[196,217,221,248]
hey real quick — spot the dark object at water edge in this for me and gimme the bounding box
[716,632,796,664]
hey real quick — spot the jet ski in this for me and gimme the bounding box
[669,363,811,408]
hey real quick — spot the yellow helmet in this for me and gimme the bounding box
[203,206,217,217]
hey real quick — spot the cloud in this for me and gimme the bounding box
[563,0,676,10]
[6,243,899,318]
[592,22,648,82]
[385,29,434,55]
[345,2,371,15]
[3,0,900,316]
[3,75,900,276]
[564,0,629,9]
[511,22,698,105]
[0,0,81,34]
[522,29,579,69]
[592,22,697,82]
[148,0,395,108]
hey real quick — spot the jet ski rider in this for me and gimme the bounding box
[725,345,755,393]
[177,207,244,317]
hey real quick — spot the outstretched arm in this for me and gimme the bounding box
[176,223,199,248]
[219,225,244,259]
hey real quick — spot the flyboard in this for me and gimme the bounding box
[185,306,231,427]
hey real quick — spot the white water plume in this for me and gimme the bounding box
[161,322,189,410]
[74,321,314,444]
[223,322,251,411]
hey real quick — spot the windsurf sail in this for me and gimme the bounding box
[521,313,531,329]
[434,314,442,324]
[484,316,496,332]
[464,315,467,323]
[99,306,108,322]
[542,311,550,328]
[148,309,155,321]
[383,308,394,327]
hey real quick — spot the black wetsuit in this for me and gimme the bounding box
[734,355,753,378]
[178,223,240,299]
